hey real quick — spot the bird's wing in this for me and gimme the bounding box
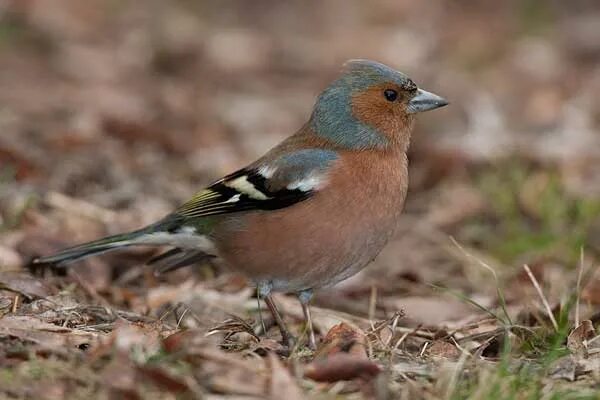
[175,149,339,219]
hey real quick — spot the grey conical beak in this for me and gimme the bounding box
[407,89,448,114]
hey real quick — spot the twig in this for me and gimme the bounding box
[11,294,19,313]
[386,312,402,347]
[523,264,558,332]
[450,336,469,356]
[176,307,190,329]
[587,334,600,346]
[392,330,412,353]
[387,324,426,371]
[575,247,585,328]
[419,341,429,357]
[393,326,436,340]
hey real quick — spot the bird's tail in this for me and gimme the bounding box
[33,228,150,266]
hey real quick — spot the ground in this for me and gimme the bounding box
[1,1,600,399]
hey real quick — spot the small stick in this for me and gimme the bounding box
[176,307,190,329]
[419,341,429,357]
[386,312,402,347]
[587,333,600,346]
[12,295,19,313]
[575,247,585,328]
[523,264,558,332]
[392,330,411,353]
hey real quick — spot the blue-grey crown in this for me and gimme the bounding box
[339,59,415,92]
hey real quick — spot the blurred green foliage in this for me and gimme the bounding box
[463,161,600,266]
[518,0,557,36]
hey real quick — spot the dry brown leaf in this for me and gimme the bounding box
[426,340,462,360]
[207,361,267,396]
[177,344,268,396]
[162,329,199,353]
[304,353,381,383]
[137,365,191,394]
[576,357,600,376]
[549,354,600,381]
[315,322,368,359]
[567,320,595,357]
[268,353,303,400]
[549,355,577,381]
[0,271,54,299]
[0,315,98,349]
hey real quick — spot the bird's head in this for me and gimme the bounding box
[311,59,447,151]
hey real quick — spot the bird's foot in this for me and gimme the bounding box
[306,329,317,351]
[277,333,297,356]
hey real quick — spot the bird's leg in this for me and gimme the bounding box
[258,281,294,348]
[298,288,317,350]
[264,294,295,348]
[255,286,267,335]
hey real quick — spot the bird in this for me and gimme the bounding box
[34,59,448,350]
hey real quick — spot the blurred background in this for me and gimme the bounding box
[1,0,600,325]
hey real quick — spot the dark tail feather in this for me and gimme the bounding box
[33,229,149,266]
[149,248,214,275]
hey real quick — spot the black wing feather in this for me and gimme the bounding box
[175,168,312,219]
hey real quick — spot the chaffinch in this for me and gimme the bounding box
[35,60,448,349]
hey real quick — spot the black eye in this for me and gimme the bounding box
[384,89,398,102]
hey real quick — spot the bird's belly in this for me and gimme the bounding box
[213,171,406,292]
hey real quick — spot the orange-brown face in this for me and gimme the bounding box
[310,60,447,151]
[351,82,418,144]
